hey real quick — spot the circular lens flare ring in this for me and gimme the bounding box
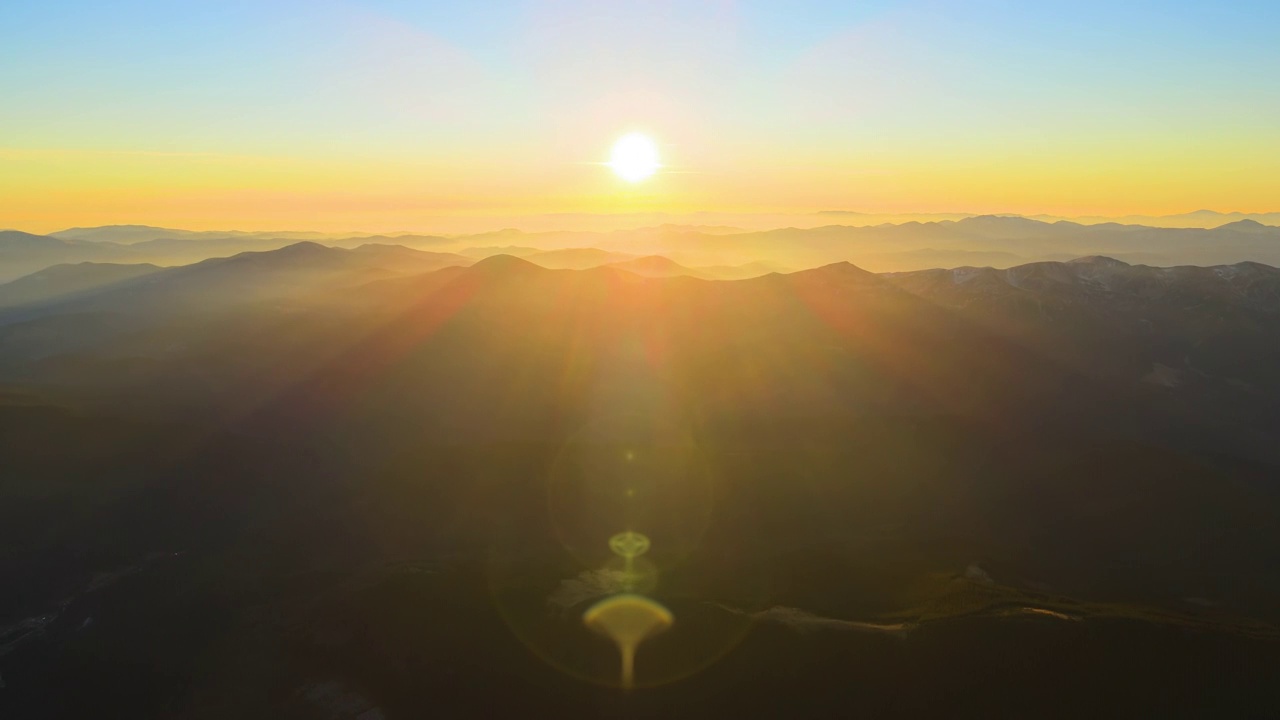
[609,133,661,182]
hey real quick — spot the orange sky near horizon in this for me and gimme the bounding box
[4,138,1278,235]
[3,2,1279,234]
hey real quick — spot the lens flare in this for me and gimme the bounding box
[609,531,650,559]
[583,594,674,690]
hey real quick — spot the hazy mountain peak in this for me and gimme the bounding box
[958,215,1044,227]
[57,224,168,233]
[0,229,60,243]
[524,247,636,270]
[50,225,203,244]
[1068,255,1130,267]
[460,245,541,259]
[795,260,880,282]
[465,253,544,275]
[200,241,338,272]
[352,243,428,256]
[27,260,162,274]
[601,255,700,279]
[828,259,874,271]
[952,215,1054,239]
[1220,219,1272,232]
[275,240,329,252]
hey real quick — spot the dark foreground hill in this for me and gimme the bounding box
[1,251,1279,718]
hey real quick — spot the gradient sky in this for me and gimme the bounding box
[3,0,1279,232]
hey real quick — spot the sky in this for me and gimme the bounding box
[2,0,1279,233]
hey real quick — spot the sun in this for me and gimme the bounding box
[608,133,661,183]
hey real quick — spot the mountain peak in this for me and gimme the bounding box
[960,215,1041,225]
[1068,255,1130,267]
[276,240,329,252]
[58,224,167,232]
[797,260,879,282]
[465,253,544,276]
[955,216,1050,234]
[602,255,695,278]
[1220,219,1271,232]
[0,230,56,242]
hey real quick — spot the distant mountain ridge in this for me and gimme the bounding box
[5,217,1280,284]
[1024,209,1280,228]
[0,242,473,322]
[50,225,401,244]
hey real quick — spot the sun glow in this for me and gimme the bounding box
[608,133,661,183]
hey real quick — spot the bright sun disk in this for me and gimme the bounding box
[609,133,661,183]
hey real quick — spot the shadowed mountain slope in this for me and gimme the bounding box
[1,253,1279,718]
[0,263,163,308]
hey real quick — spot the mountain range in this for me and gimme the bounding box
[2,240,1279,717]
[5,217,1279,284]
